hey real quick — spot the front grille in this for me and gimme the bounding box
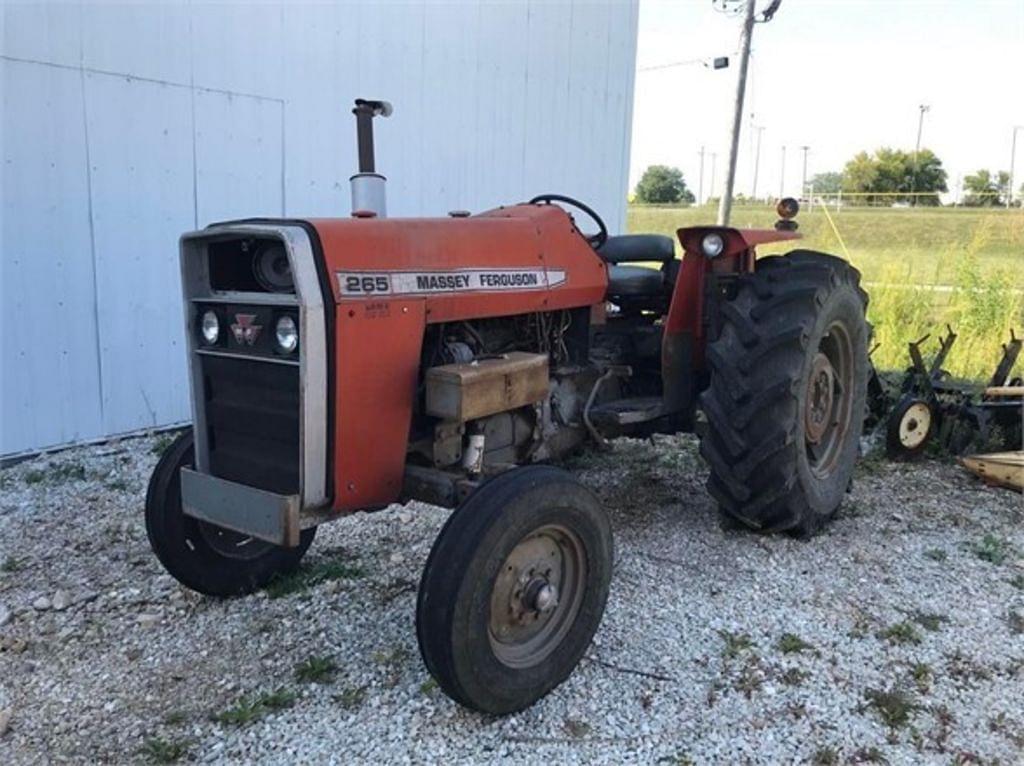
[200,355,300,494]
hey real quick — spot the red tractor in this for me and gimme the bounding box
[147,101,869,713]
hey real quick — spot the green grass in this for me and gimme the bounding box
[776,633,814,654]
[877,622,922,645]
[213,688,296,726]
[139,737,192,764]
[717,629,755,659]
[265,555,364,599]
[294,655,339,683]
[863,687,919,729]
[969,534,1014,565]
[628,204,1024,380]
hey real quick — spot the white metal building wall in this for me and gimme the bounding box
[1,1,639,456]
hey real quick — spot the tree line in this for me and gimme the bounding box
[634,149,1021,207]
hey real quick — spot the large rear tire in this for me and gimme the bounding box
[699,251,869,535]
[416,465,613,714]
[145,430,315,597]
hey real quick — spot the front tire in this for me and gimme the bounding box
[416,466,613,715]
[145,430,315,597]
[699,251,869,535]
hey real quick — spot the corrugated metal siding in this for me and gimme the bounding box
[0,0,639,456]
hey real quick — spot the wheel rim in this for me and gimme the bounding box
[196,521,274,561]
[488,523,587,669]
[899,402,932,448]
[804,320,855,478]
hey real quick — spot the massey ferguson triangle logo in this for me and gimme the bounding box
[231,314,262,346]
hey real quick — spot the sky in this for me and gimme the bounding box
[629,0,1024,201]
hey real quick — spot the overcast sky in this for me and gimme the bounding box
[630,0,1024,201]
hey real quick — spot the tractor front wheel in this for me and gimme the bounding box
[416,465,613,714]
[699,251,869,535]
[145,430,315,597]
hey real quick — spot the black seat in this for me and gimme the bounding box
[607,264,664,297]
[598,234,675,264]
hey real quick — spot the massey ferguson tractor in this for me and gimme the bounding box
[146,100,869,714]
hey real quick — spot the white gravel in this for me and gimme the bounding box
[1,431,1022,764]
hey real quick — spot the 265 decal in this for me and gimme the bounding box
[337,268,567,297]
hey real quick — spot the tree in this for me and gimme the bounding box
[809,172,842,195]
[841,147,947,205]
[634,165,695,205]
[962,169,1010,206]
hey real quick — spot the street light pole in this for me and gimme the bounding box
[779,145,786,199]
[1008,125,1022,209]
[710,152,718,201]
[717,0,757,225]
[750,124,765,199]
[698,146,706,206]
[912,104,930,203]
[799,145,810,199]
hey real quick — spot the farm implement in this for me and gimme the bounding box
[146,100,871,713]
[885,327,1023,458]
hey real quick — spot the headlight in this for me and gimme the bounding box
[253,244,294,293]
[701,233,725,258]
[275,315,298,354]
[200,310,220,345]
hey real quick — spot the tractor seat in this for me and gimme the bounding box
[598,234,675,264]
[607,264,664,297]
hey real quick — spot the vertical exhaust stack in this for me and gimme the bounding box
[350,98,392,218]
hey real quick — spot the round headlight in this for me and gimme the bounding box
[701,233,725,258]
[275,315,298,354]
[253,244,294,293]
[200,310,220,344]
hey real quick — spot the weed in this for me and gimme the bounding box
[1010,574,1024,590]
[419,677,438,695]
[718,629,755,659]
[850,745,887,763]
[140,737,192,764]
[910,663,932,692]
[812,746,840,765]
[781,667,807,686]
[373,646,409,667]
[877,622,922,645]
[333,685,367,709]
[777,633,814,654]
[24,469,45,485]
[50,462,86,482]
[106,478,130,492]
[912,611,948,632]
[923,548,948,562]
[214,688,296,725]
[295,655,338,683]
[1,555,23,573]
[163,711,188,726]
[863,688,918,729]
[1008,610,1024,635]
[563,717,591,738]
[969,534,1013,565]
[265,556,364,598]
[151,434,175,456]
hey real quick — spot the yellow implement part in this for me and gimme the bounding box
[960,451,1024,492]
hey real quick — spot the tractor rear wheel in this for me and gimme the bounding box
[699,251,869,535]
[416,465,613,714]
[145,430,315,597]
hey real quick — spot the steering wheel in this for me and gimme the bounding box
[529,194,608,250]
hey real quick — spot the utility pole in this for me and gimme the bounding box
[1009,125,1022,209]
[799,145,810,199]
[698,146,706,206]
[717,0,757,225]
[710,152,718,201]
[779,145,786,199]
[750,124,765,200]
[912,104,930,203]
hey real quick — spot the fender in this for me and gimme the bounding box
[661,226,802,416]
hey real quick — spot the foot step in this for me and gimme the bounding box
[588,397,666,426]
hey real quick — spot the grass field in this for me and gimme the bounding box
[628,205,1024,380]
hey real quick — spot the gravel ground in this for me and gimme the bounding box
[1,431,1022,765]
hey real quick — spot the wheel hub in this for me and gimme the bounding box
[805,352,836,445]
[488,525,585,669]
[899,402,932,448]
